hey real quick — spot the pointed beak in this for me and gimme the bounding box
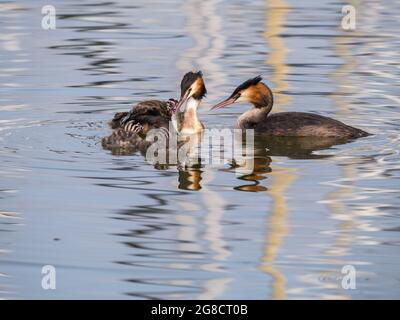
[210,97,236,110]
[176,90,191,111]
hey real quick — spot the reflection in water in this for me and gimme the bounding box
[264,0,292,110]
[259,0,294,299]
[227,140,272,192]
[227,137,297,299]
[178,166,202,191]
[233,156,271,193]
[261,136,348,159]
[313,0,383,298]
[112,185,195,299]
[198,170,232,299]
[175,0,232,299]
[1,0,400,300]
[178,0,226,102]
[319,0,361,298]
[226,137,303,299]
[260,166,297,299]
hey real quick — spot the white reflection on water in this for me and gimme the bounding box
[0,0,399,299]
[198,170,231,299]
[177,0,226,102]
[175,0,232,299]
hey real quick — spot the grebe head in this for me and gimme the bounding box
[176,71,207,110]
[211,76,273,111]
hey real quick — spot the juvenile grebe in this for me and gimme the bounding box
[102,71,207,152]
[211,76,369,139]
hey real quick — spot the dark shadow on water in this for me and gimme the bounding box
[258,135,352,159]
[102,133,355,192]
[223,134,355,192]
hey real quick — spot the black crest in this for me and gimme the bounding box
[180,71,207,99]
[230,75,262,98]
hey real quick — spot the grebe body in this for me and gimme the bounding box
[212,76,369,139]
[102,71,207,152]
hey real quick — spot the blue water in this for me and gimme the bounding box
[0,0,399,299]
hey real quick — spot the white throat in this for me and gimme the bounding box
[180,97,203,134]
[186,97,201,111]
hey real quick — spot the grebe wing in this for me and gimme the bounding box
[256,112,368,138]
[109,99,178,130]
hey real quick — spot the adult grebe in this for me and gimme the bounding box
[177,71,206,135]
[211,76,369,139]
[102,71,207,152]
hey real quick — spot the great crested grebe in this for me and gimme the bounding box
[102,71,207,151]
[177,71,206,135]
[211,76,369,139]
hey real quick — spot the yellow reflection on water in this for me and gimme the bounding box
[264,0,292,110]
[331,0,361,117]
[259,166,297,299]
[258,0,296,299]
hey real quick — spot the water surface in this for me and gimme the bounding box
[1,0,400,299]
